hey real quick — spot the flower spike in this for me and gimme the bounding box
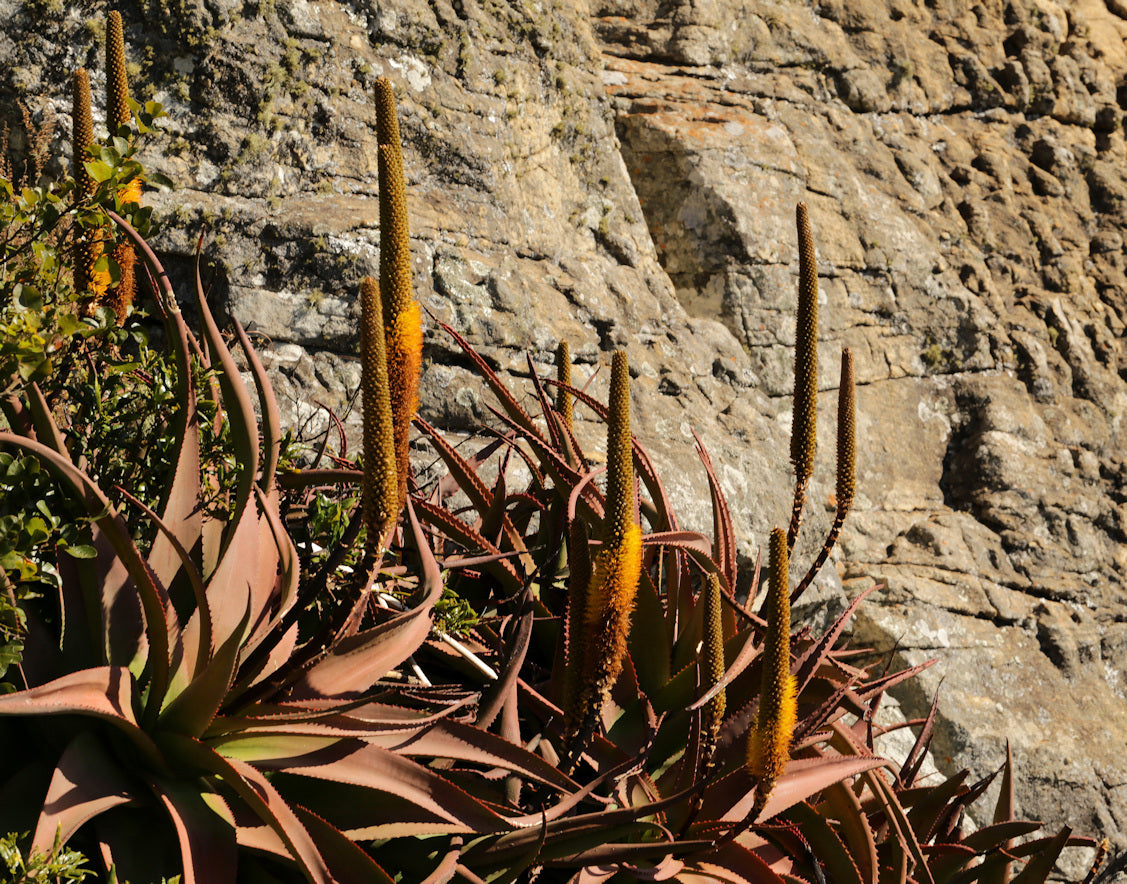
[105,10,138,325]
[747,526,797,818]
[556,340,573,432]
[788,201,818,551]
[701,570,727,765]
[563,350,642,766]
[360,276,400,554]
[374,76,422,511]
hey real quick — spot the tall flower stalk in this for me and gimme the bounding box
[747,526,797,819]
[563,350,642,765]
[374,76,422,512]
[104,9,138,324]
[788,202,818,552]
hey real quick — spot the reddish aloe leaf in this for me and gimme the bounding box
[419,841,462,884]
[146,300,203,609]
[198,494,262,655]
[416,417,532,570]
[862,769,935,884]
[963,821,1042,853]
[117,487,211,691]
[820,779,878,884]
[259,741,510,833]
[899,690,940,789]
[150,777,238,884]
[438,319,543,438]
[159,600,251,738]
[718,757,890,823]
[793,585,877,695]
[293,806,397,884]
[689,627,759,712]
[681,841,787,884]
[1009,827,1072,884]
[0,435,174,713]
[0,666,166,768]
[476,588,535,729]
[693,429,737,590]
[24,381,67,454]
[193,251,260,534]
[287,501,444,700]
[630,568,671,696]
[904,770,970,845]
[787,799,866,884]
[232,316,282,495]
[157,731,331,883]
[414,498,522,595]
[31,732,136,855]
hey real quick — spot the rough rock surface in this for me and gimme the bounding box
[5,0,1127,868]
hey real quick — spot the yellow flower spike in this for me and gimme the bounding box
[72,68,109,303]
[360,276,400,554]
[104,11,139,325]
[701,570,727,761]
[106,11,130,137]
[556,340,573,432]
[374,76,421,511]
[564,351,642,762]
[788,201,818,551]
[747,527,797,817]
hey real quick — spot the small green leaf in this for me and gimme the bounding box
[86,160,114,183]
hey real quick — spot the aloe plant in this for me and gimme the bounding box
[0,223,582,884]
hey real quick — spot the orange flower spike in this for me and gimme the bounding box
[569,352,642,732]
[747,527,797,814]
[374,76,421,511]
[360,276,400,553]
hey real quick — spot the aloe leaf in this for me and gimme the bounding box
[0,434,173,711]
[146,287,203,606]
[630,567,671,696]
[294,806,397,884]
[1007,827,1071,884]
[252,741,511,833]
[30,732,137,855]
[899,691,940,788]
[963,821,1043,853]
[680,841,788,884]
[476,587,535,728]
[925,844,979,881]
[693,429,737,590]
[713,756,889,824]
[199,490,263,653]
[416,416,531,567]
[150,776,238,884]
[862,769,936,884]
[286,500,444,700]
[787,800,866,884]
[158,598,251,737]
[193,251,260,541]
[116,487,211,693]
[414,498,522,595]
[157,731,332,883]
[979,743,1017,884]
[819,779,877,884]
[232,316,282,495]
[0,666,165,767]
[24,381,67,453]
[902,770,970,844]
[793,585,878,695]
[439,319,543,438]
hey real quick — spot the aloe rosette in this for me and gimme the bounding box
[0,220,578,883]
